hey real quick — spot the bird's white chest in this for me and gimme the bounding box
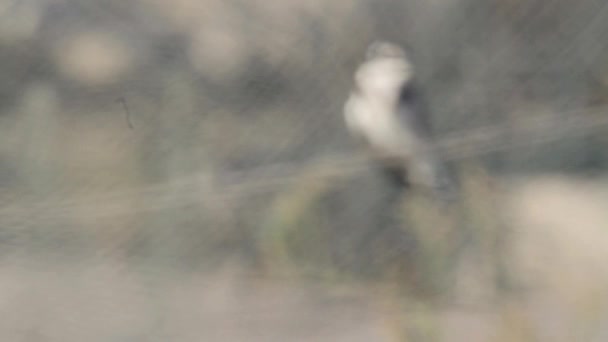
[344,94,415,157]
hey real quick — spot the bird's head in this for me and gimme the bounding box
[355,41,414,102]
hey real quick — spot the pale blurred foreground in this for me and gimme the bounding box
[0,176,606,341]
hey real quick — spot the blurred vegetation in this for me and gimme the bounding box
[1,0,608,340]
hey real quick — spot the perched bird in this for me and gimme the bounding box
[344,41,453,198]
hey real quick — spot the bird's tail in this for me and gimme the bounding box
[374,152,458,203]
[410,153,458,202]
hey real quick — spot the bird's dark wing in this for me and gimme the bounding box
[397,80,434,137]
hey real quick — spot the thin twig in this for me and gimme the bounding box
[117,97,134,130]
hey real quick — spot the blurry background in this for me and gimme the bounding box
[1,0,608,340]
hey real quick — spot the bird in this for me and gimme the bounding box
[344,41,454,199]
